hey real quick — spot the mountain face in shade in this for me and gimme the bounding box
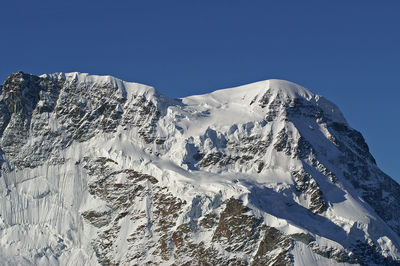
[0,71,399,265]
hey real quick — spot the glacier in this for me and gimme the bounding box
[0,71,399,265]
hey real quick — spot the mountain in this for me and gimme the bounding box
[0,71,399,265]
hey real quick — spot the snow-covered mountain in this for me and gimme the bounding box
[0,71,399,265]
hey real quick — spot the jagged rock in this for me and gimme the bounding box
[291,169,327,214]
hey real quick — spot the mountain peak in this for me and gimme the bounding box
[0,71,399,265]
[182,78,347,126]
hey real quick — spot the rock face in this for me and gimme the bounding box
[0,72,399,265]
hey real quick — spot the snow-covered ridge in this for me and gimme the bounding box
[0,71,399,265]
[39,72,346,125]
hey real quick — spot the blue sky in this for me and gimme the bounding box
[1,1,399,182]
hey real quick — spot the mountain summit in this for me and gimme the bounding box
[0,72,399,265]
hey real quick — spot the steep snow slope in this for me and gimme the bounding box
[0,72,399,265]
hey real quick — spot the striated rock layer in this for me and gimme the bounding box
[0,71,399,265]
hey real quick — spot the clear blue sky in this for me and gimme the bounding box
[1,1,399,182]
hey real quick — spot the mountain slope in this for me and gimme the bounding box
[0,71,399,265]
